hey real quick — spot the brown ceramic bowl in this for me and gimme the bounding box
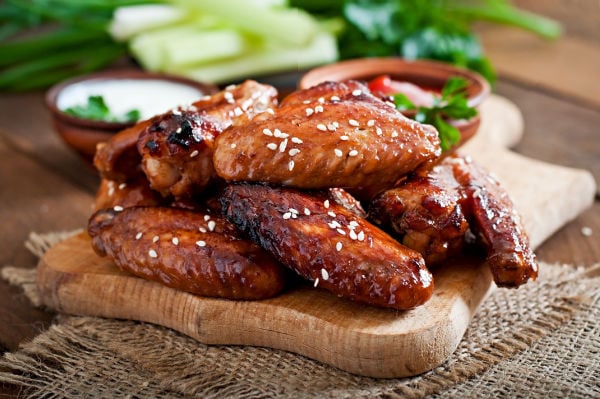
[46,69,218,161]
[299,58,490,147]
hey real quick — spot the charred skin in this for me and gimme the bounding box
[88,206,287,300]
[137,80,278,199]
[220,183,434,310]
[213,81,441,200]
[370,154,538,287]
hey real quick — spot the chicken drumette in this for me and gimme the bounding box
[369,154,538,287]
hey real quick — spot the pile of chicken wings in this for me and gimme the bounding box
[88,80,537,310]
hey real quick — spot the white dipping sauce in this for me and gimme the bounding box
[57,79,206,121]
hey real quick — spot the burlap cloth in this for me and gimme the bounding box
[0,231,598,398]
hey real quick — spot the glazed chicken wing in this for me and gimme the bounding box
[219,183,433,310]
[88,206,287,300]
[369,160,469,266]
[137,80,278,199]
[369,154,538,287]
[94,175,165,211]
[213,81,441,200]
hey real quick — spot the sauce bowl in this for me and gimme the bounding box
[46,69,217,161]
[299,58,490,148]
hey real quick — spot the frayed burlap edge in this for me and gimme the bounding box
[1,232,599,398]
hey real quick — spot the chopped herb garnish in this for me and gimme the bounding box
[63,95,140,123]
[393,77,477,151]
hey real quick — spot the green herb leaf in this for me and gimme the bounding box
[392,92,416,112]
[63,95,140,123]
[392,76,477,152]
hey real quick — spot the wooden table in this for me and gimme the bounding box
[0,1,598,396]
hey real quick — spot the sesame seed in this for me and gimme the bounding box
[376,127,383,135]
[340,135,349,141]
[204,215,211,221]
[318,97,325,103]
[208,220,216,231]
[314,277,320,287]
[303,100,311,104]
[289,208,299,214]
[357,231,365,241]
[305,108,314,116]
[349,221,359,228]
[348,150,359,157]
[288,160,295,171]
[135,232,142,240]
[176,127,182,133]
[336,242,343,251]
[334,149,343,157]
[230,143,237,149]
[266,108,275,115]
[581,226,593,236]
[316,124,327,131]
[330,95,340,101]
[352,89,362,96]
[113,205,124,212]
[367,120,375,127]
[274,129,289,138]
[327,123,337,131]
[321,268,329,280]
[118,183,127,190]
[148,249,158,258]
[263,128,273,136]
[291,137,303,144]
[349,230,358,240]
[304,208,311,215]
[328,211,336,217]
[279,138,288,152]
[282,212,292,220]
[196,240,206,247]
[224,91,234,103]
[324,200,330,209]
[288,148,300,156]
[153,235,159,243]
[314,105,324,113]
[267,143,277,150]
[349,119,359,127]
[190,150,199,158]
[233,107,243,116]
[333,122,340,128]
[172,237,179,245]
[199,227,207,233]
[328,221,338,229]
[391,131,399,138]
[337,228,346,235]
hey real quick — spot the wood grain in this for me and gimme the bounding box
[34,96,596,377]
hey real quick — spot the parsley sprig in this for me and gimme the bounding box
[393,77,477,151]
[64,95,140,123]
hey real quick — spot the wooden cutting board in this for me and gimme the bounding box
[36,95,596,378]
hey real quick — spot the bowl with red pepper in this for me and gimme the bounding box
[299,58,490,151]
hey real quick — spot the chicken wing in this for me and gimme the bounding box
[369,160,469,266]
[88,206,287,300]
[137,80,278,199]
[94,176,165,211]
[219,183,433,310]
[370,154,538,287]
[213,80,441,200]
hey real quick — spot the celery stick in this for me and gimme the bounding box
[164,30,247,68]
[169,0,319,46]
[170,32,337,84]
[109,5,185,41]
[130,25,245,71]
